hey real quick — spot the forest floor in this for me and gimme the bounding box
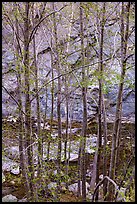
[2,116,135,202]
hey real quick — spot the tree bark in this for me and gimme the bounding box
[14,2,25,175]
[95,2,106,201]
[52,2,62,200]
[80,3,87,201]
[31,5,41,201]
[108,2,131,201]
[24,2,35,201]
[47,35,55,161]
[64,2,74,189]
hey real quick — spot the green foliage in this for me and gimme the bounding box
[102,83,109,94]
[82,3,91,20]
[125,185,135,202]
[2,2,135,202]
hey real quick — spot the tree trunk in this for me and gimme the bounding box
[14,2,25,175]
[13,3,35,200]
[47,36,55,161]
[95,2,106,201]
[52,2,62,200]
[64,2,74,189]
[24,2,35,201]
[99,3,108,200]
[80,3,87,201]
[32,6,41,201]
[107,2,131,201]
[78,140,82,197]
[102,94,108,199]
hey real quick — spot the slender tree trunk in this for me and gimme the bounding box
[14,2,25,174]
[90,150,98,190]
[47,37,55,161]
[32,7,41,201]
[95,3,106,201]
[107,2,131,201]
[102,94,108,199]
[115,122,122,170]
[24,2,35,201]
[14,3,33,200]
[44,87,48,120]
[64,89,69,185]
[98,3,108,200]
[64,2,74,189]
[52,2,62,200]
[80,3,87,201]
[95,75,102,202]
[78,140,82,197]
[46,85,51,161]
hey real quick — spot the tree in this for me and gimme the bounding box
[79,2,88,201]
[23,3,36,201]
[2,2,134,202]
[14,2,25,175]
[13,3,31,198]
[31,4,42,200]
[92,3,106,201]
[63,2,74,189]
[52,2,62,200]
[107,2,131,201]
[98,2,108,200]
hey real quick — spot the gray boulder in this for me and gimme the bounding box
[2,156,20,175]
[4,146,20,161]
[48,182,57,190]
[2,187,15,197]
[2,194,17,202]
[68,181,90,195]
[18,198,27,202]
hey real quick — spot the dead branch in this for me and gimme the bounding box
[91,176,118,202]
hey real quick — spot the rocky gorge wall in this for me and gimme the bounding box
[2,3,135,121]
[2,48,135,121]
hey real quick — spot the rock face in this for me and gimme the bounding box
[2,34,135,121]
[2,156,20,175]
[106,85,135,118]
[2,194,18,202]
[3,146,20,174]
[2,72,135,121]
[2,2,135,121]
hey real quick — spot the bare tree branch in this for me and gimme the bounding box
[91,176,118,202]
[30,57,111,103]
[2,85,26,116]
[28,5,68,45]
